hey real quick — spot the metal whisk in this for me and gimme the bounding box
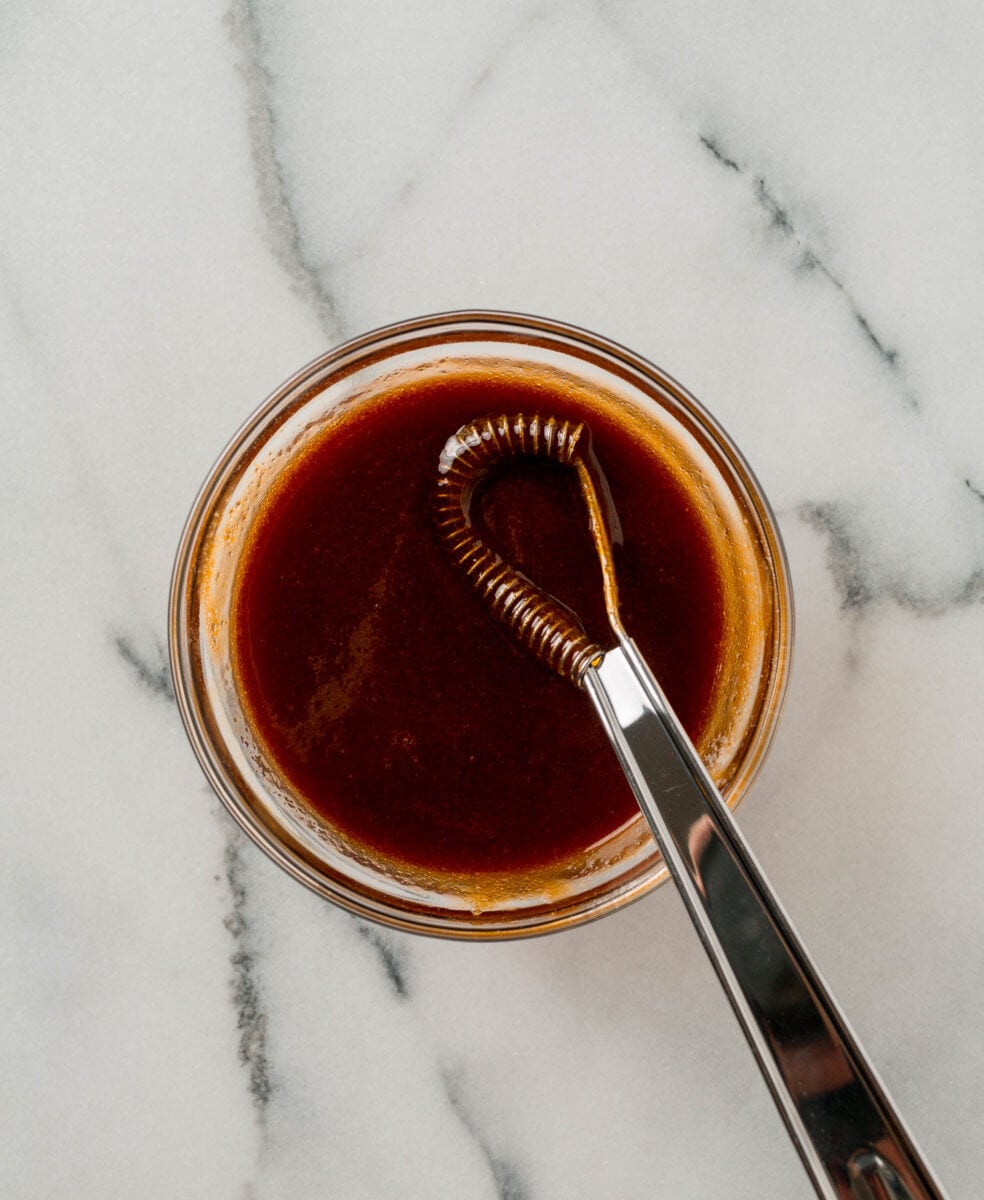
[435,412,947,1200]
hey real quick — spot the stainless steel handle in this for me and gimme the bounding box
[583,638,948,1200]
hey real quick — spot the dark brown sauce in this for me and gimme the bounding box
[232,365,727,874]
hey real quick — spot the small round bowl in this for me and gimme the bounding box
[170,312,792,939]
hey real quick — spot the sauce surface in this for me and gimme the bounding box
[232,364,727,874]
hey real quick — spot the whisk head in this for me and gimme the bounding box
[434,412,621,685]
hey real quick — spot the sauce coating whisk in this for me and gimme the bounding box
[435,412,947,1200]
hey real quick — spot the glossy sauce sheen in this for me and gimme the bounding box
[232,367,726,874]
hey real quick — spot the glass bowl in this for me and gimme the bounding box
[169,311,792,939]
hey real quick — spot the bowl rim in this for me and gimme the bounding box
[168,309,794,940]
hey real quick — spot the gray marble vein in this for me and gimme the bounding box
[442,1070,530,1200]
[798,502,878,612]
[355,919,410,999]
[1,275,173,659]
[295,3,549,281]
[224,837,275,1118]
[112,632,175,702]
[225,0,347,340]
[698,133,916,407]
[800,500,984,613]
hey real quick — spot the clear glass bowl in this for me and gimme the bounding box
[169,312,792,939]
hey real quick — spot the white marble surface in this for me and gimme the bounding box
[2,2,982,1196]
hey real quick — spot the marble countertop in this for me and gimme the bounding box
[3,3,982,1196]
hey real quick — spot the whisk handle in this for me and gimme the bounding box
[583,639,948,1200]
